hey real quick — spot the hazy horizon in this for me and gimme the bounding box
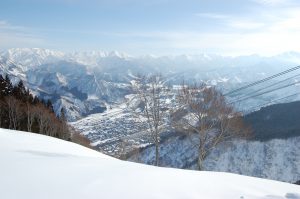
[3,47,300,59]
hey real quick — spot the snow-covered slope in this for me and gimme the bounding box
[129,135,300,183]
[0,128,299,199]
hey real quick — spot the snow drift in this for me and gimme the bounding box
[0,128,299,199]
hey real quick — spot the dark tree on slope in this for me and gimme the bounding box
[60,108,70,140]
[0,75,6,127]
[12,80,26,100]
[4,75,13,95]
[46,99,54,113]
[0,75,6,96]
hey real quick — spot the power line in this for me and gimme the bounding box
[228,81,300,104]
[224,65,300,96]
[245,92,300,113]
[229,73,300,102]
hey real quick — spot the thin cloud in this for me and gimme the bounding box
[118,6,300,56]
[195,13,230,20]
[228,21,265,30]
[27,0,171,6]
[195,12,265,31]
[0,20,45,50]
[252,0,291,6]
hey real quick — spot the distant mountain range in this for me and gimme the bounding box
[1,48,300,120]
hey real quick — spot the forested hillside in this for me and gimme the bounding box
[0,74,70,140]
[244,101,300,141]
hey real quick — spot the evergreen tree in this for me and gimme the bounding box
[13,80,26,100]
[4,75,13,95]
[46,99,54,113]
[60,108,66,122]
[0,75,70,140]
[33,96,40,104]
[0,75,6,98]
[25,89,33,103]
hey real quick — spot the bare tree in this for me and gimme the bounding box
[26,102,35,132]
[172,82,251,170]
[32,103,69,139]
[33,104,49,134]
[0,100,5,128]
[43,113,57,137]
[5,96,23,130]
[127,74,171,166]
[59,108,70,140]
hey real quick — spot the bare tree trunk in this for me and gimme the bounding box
[34,104,48,134]
[26,103,34,132]
[197,156,202,171]
[0,103,3,128]
[6,96,22,130]
[129,74,169,167]
[155,129,159,166]
[197,146,205,171]
[7,98,14,129]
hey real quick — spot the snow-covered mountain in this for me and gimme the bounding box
[1,48,65,68]
[1,48,300,120]
[1,128,299,199]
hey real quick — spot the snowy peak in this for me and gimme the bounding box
[67,50,132,66]
[0,48,135,68]
[2,48,300,69]
[1,48,65,68]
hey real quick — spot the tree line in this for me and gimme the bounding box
[0,74,70,140]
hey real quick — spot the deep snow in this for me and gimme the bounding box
[0,128,299,199]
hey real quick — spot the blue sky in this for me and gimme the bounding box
[1,0,300,56]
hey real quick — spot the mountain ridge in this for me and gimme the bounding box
[1,48,300,121]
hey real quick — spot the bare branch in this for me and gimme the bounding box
[172,81,252,170]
